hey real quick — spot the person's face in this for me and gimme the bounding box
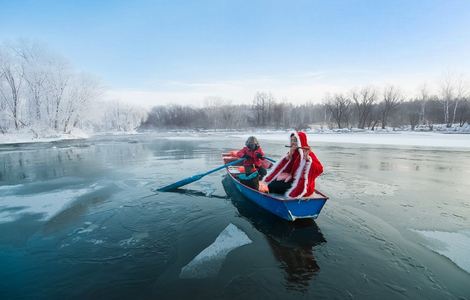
[290,136,298,148]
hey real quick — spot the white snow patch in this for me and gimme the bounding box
[413,229,470,274]
[0,184,24,193]
[0,186,99,223]
[0,130,89,145]
[180,223,252,279]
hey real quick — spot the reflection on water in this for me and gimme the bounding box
[222,176,326,292]
[163,187,227,199]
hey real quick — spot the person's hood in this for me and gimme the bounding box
[291,131,310,148]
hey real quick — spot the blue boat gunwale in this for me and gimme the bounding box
[225,166,329,202]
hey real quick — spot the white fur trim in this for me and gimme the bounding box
[285,146,306,198]
[263,154,289,184]
[264,131,301,187]
[299,159,312,198]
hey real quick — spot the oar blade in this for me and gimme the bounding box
[157,174,203,192]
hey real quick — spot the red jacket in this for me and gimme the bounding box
[264,131,323,198]
[236,146,265,168]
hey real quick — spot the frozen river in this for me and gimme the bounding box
[0,132,469,299]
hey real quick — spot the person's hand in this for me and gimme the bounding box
[277,172,289,181]
[256,153,263,159]
[284,174,292,182]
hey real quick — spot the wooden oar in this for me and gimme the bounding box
[157,158,246,192]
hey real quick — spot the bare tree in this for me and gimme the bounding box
[271,101,287,129]
[325,94,351,129]
[407,100,421,130]
[440,73,456,127]
[457,96,469,126]
[380,86,402,129]
[351,87,377,129]
[452,77,467,125]
[252,92,273,126]
[203,96,235,129]
[418,84,429,125]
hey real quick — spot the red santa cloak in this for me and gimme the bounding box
[263,131,323,198]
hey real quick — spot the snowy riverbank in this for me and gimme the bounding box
[230,131,470,149]
[151,126,470,149]
[2,127,470,149]
[0,130,90,145]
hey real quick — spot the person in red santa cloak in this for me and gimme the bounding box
[263,131,323,198]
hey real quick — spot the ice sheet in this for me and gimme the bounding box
[0,186,99,223]
[179,223,252,279]
[413,229,470,274]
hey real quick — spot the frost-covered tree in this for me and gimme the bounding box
[0,45,24,130]
[97,100,147,132]
[0,40,144,135]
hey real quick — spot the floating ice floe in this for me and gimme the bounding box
[413,229,470,274]
[0,186,99,223]
[180,223,252,279]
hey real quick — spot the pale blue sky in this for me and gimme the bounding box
[1,0,470,105]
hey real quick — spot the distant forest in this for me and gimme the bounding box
[141,85,470,130]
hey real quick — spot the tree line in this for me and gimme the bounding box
[324,82,469,130]
[142,85,470,130]
[140,94,326,130]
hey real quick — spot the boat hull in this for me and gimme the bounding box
[226,170,327,221]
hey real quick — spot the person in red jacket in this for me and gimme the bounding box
[263,131,323,198]
[236,136,267,189]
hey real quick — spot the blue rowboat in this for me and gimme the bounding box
[225,165,328,222]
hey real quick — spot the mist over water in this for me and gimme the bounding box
[0,133,469,299]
